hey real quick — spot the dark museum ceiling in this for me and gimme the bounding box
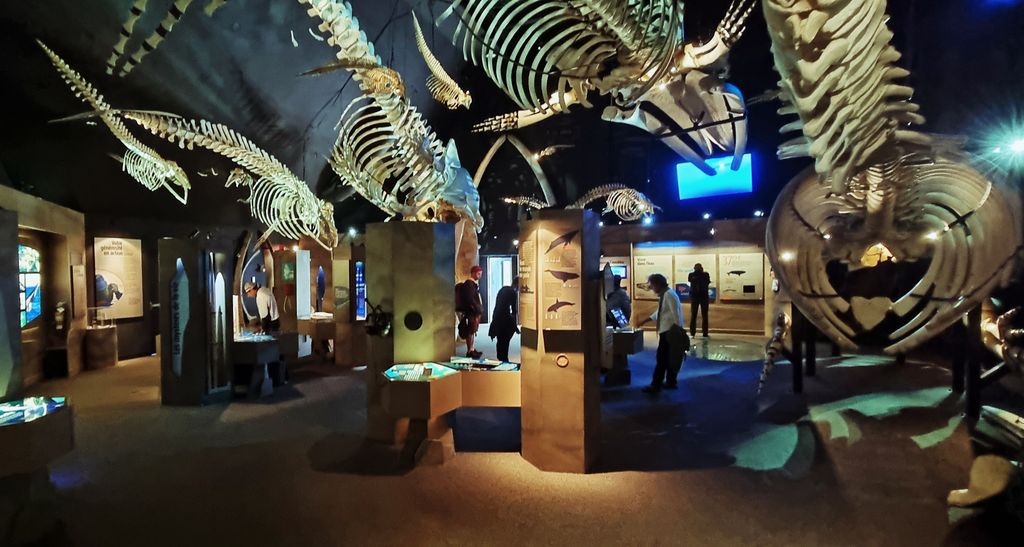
[1,1,1023,241]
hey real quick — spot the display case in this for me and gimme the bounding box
[86,306,113,327]
[0,397,74,478]
[0,397,66,427]
[443,358,522,407]
[382,363,462,419]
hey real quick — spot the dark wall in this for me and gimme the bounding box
[86,214,255,359]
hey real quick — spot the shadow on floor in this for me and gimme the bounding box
[307,433,415,476]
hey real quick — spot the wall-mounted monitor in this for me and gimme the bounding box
[355,261,366,321]
[676,154,753,201]
[610,265,628,279]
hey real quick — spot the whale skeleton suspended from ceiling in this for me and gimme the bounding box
[122,110,339,249]
[434,0,755,175]
[761,0,1023,363]
[296,0,483,232]
[38,40,191,205]
[104,0,230,77]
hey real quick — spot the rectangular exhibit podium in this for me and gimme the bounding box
[365,222,456,443]
[157,239,233,406]
[519,209,602,473]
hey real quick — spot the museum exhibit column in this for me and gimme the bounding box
[157,239,232,405]
[333,242,367,367]
[0,208,21,398]
[519,209,602,473]
[365,222,455,444]
[301,237,335,359]
[271,248,310,359]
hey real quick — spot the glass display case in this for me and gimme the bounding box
[383,362,459,382]
[0,397,67,427]
[87,306,114,328]
[233,332,276,343]
[444,357,520,371]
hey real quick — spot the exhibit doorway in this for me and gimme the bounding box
[485,255,514,322]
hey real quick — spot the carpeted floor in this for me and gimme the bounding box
[21,333,1023,546]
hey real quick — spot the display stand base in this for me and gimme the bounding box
[604,367,631,387]
[408,417,455,466]
[0,468,59,545]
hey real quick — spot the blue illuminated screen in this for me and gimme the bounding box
[676,154,753,200]
[610,265,627,279]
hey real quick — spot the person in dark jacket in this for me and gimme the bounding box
[489,277,520,362]
[688,263,711,337]
[457,265,484,358]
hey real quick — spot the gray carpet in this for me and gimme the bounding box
[20,333,1021,546]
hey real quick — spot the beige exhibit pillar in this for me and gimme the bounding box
[365,222,455,443]
[519,209,602,473]
[332,242,367,367]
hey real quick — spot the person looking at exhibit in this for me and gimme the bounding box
[488,276,520,362]
[244,281,280,334]
[638,273,688,393]
[688,263,711,337]
[456,265,484,359]
[606,275,631,327]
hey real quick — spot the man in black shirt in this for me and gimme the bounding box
[688,263,711,337]
[457,265,484,358]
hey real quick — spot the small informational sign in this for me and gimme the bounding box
[94,237,144,319]
[518,230,538,330]
[718,253,764,301]
[632,255,673,300]
[539,221,582,330]
[170,258,190,378]
[71,264,87,319]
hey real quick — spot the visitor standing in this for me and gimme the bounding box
[244,281,280,334]
[456,265,484,358]
[688,263,711,337]
[638,274,688,393]
[488,277,520,362]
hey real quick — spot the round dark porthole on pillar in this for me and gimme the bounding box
[404,311,423,331]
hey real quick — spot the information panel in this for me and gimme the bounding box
[718,253,764,301]
[538,221,582,330]
[632,255,673,301]
[94,237,144,319]
[518,230,538,329]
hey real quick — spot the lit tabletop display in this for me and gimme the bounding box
[233,333,276,343]
[383,363,459,382]
[0,397,68,427]
[443,357,520,371]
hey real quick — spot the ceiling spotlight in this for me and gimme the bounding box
[780,251,795,262]
[702,212,711,220]
[823,233,832,240]
[513,239,520,246]
[926,231,938,241]
[292,245,300,252]
[348,227,358,238]
[599,221,604,227]
[753,210,764,217]
[709,228,716,235]
[1011,139,1024,154]
[642,216,654,226]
